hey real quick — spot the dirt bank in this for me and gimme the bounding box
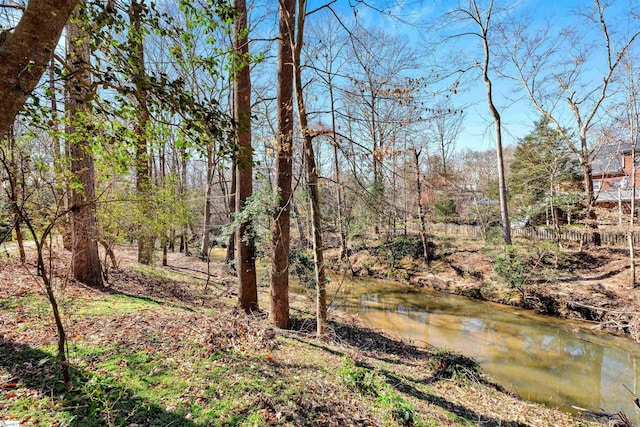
[327,235,640,341]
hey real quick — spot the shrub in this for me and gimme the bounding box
[289,248,315,288]
[493,246,528,288]
[433,198,458,223]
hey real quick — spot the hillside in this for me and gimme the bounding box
[0,245,607,427]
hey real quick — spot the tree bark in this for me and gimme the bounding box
[328,80,347,260]
[293,0,327,335]
[225,160,236,265]
[234,0,258,313]
[130,0,154,265]
[6,126,26,263]
[271,0,295,329]
[582,160,601,246]
[476,0,511,245]
[201,145,214,260]
[0,0,80,137]
[413,149,433,263]
[66,4,103,287]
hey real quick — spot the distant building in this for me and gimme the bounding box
[592,143,640,206]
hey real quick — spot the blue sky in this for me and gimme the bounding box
[305,0,639,152]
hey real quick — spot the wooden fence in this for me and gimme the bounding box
[427,222,640,248]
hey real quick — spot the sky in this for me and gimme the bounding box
[311,0,640,152]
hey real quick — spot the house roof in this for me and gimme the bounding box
[591,144,631,175]
[594,188,640,203]
[592,143,633,175]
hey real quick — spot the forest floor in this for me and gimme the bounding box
[330,233,640,342]
[0,243,614,426]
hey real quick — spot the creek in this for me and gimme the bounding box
[329,276,640,422]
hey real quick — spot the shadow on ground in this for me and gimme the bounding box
[0,339,197,427]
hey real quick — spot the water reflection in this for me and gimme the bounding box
[333,278,640,422]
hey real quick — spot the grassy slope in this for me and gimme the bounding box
[0,249,602,427]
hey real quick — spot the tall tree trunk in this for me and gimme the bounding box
[201,145,214,260]
[49,60,70,251]
[66,4,103,287]
[130,0,154,264]
[225,160,236,265]
[159,134,168,266]
[291,199,308,247]
[477,3,511,245]
[293,0,327,335]
[234,0,258,313]
[581,155,601,247]
[630,147,636,288]
[180,148,190,256]
[270,0,295,329]
[328,81,347,260]
[413,149,433,263]
[0,0,81,137]
[6,126,26,263]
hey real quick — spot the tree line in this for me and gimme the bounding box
[1,0,640,382]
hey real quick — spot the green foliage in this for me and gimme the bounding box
[433,197,458,223]
[289,248,315,288]
[493,245,528,289]
[386,236,424,264]
[509,116,581,210]
[337,357,421,426]
[224,183,273,259]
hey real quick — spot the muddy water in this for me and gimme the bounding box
[330,277,640,421]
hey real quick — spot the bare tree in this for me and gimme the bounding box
[507,0,640,246]
[447,0,512,245]
[425,101,464,179]
[308,18,349,260]
[620,58,640,287]
[293,0,328,335]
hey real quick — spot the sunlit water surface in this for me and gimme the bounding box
[328,276,640,421]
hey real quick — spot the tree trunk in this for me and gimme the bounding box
[66,4,103,287]
[225,160,236,265]
[293,0,327,335]
[582,160,601,247]
[130,0,154,265]
[0,0,80,137]
[413,149,433,263]
[291,199,308,247]
[630,92,637,288]
[328,80,347,260]
[5,126,26,263]
[49,60,70,251]
[479,16,511,245]
[201,145,214,260]
[99,239,117,269]
[270,0,295,329]
[38,248,70,390]
[234,0,258,313]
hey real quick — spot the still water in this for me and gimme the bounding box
[330,277,640,421]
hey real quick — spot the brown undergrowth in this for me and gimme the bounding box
[0,244,607,426]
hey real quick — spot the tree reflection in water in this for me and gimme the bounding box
[333,278,640,422]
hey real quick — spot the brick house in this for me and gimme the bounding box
[592,143,640,208]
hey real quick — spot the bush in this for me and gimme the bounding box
[493,246,528,288]
[433,198,458,223]
[374,236,425,266]
[289,248,315,288]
